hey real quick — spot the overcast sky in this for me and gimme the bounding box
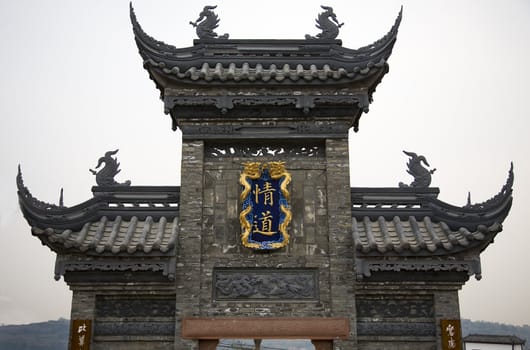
[0,0,529,326]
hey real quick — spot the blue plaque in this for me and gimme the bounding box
[239,162,291,250]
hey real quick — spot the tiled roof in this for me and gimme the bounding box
[463,334,526,345]
[130,5,401,85]
[351,163,513,257]
[351,165,513,280]
[143,60,388,83]
[31,216,178,255]
[353,216,501,256]
[17,166,179,256]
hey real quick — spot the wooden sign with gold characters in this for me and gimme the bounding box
[441,319,462,350]
[239,161,292,250]
[70,319,92,350]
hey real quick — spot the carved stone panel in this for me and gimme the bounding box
[205,142,324,158]
[213,268,318,301]
[96,296,176,318]
[356,296,435,337]
[357,322,436,337]
[94,296,175,338]
[356,297,434,318]
[94,321,175,336]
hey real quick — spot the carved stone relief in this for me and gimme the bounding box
[357,322,436,337]
[94,321,175,336]
[96,297,176,318]
[213,269,318,301]
[94,296,176,337]
[205,143,323,158]
[356,297,434,318]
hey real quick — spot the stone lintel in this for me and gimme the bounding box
[182,317,349,339]
[355,258,481,282]
[177,119,354,140]
[164,93,369,114]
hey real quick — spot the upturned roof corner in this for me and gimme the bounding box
[130,4,402,86]
[352,161,514,281]
[130,4,403,133]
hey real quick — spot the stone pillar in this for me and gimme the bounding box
[433,285,462,350]
[69,288,96,350]
[70,289,96,320]
[175,140,205,349]
[325,138,357,349]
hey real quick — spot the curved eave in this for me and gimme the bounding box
[130,4,401,86]
[428,195,512,232]
[16,166,179,231]
[428,162,514,231]
[351,163,514,232]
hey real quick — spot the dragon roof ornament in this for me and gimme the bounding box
[398,150,436,188]
[89,149,131,187]
[305,5,344,40]
[189,5,229,40]
[130,4,402,89]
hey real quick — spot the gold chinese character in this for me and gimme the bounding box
[77,323,86,334]
[253,182,276,205]
[78,334,85,347]
[252,211,277,236]
[446,323,455,337]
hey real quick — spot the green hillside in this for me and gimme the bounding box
[0,319,69,350]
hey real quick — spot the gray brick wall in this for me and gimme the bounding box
[175,140,205,349]
[65,130,465,350]
[200,149,332,318]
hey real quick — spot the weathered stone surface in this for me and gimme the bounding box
[213,268,318,300]
[93,342,174,350]
[356,297,434,318]
[96,297,175,317]
[94,321,175,336]
[357,322,436,336]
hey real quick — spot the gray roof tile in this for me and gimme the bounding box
[353,216,501,256]
[31,216,177,255]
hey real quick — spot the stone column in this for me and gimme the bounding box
[434,285,462,350]
[175,140,205,349]
[325,138,357,349]
[68,288,96,350]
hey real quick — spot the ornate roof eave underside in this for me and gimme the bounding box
[130,4,401,91]
[352,163,513,259]
[17,166,179,257]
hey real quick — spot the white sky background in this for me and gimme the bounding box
[0,0,529,326]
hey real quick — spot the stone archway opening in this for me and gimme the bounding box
[183,318,346,350]
[216,338,315,349]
